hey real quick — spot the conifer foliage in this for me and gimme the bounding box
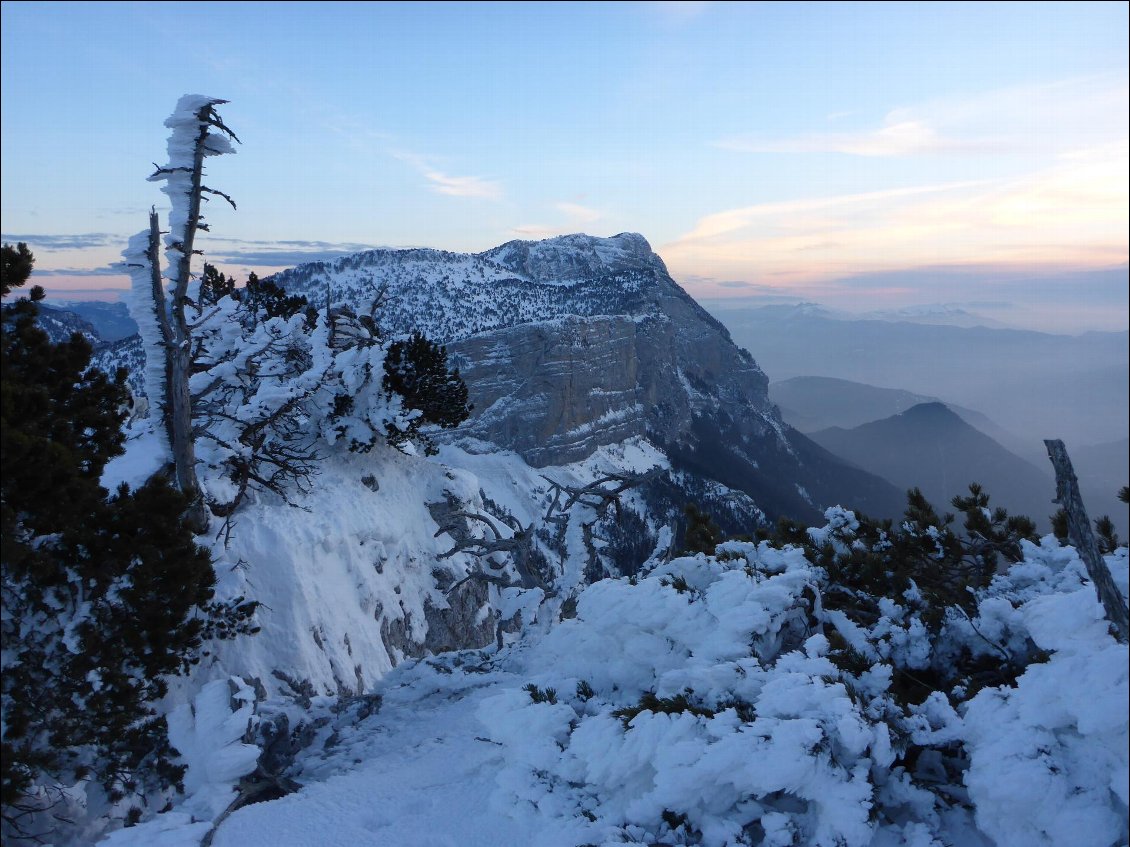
[382,331,472,454]
[1,245,218,833]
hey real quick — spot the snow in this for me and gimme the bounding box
[119,231,172,464]
[165,679,260,822]
[98,501,1129,847]
[263,235,666,346]
[101,424,166,491]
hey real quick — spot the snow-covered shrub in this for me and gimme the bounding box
[476,500,1129,846]
[188,281,470,520]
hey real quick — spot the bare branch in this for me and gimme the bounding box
[201,185,237,210]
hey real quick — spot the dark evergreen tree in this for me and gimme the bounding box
[199,262,237,307]
[243,271,308,321]
[382,331,472,454]
[1,247,220,831]
[681,503,723,555]
[1,242,35,296]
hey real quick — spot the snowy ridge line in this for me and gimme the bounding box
[267,233,666,345]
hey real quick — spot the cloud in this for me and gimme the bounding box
[715,74,1128,159]
[1,233,120,250]
[393,151,503,200]
[35,286,128,302]
[36,264,126,277]
[662,139,1128,287]
[555,202,602,224]
[717,119,980,157]
[510,225,561,239]
[650,1,711,25]
[209,249,372,266]
[208,237,380,250]
[197,237,394,267]
[512,201,608,239]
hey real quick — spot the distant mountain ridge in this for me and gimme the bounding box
[706,302,1129,451]
[810,402,1056,527]
[770,375,1040,464]
[31,304,101,346]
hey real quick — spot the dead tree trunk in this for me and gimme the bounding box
[144,97,238,532]
[1045,438,1129,643]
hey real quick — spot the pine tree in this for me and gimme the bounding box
[681,503,722,555]
[1,246,218,832]
[199,262,237,307]
[243,271,308,321]
[382,331,472,454]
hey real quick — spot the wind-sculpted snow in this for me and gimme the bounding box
[104,516,1129,847]
[472,531,1128,847]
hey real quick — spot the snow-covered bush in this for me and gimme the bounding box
[476,502,1129,846]
[188,283,469,520]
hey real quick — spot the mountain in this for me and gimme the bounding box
[267,233,904,524]
[32,303,101,345]
[772,376,939,432]
[856,303,1010,328]
[57,300,138,342]
[810,402,1056,526]
[705,303,1129,452]
[770,375,1041,464]
[36,238,1126,847]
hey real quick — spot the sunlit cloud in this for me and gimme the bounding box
[717,119,980,157]
[510,225,560,239]
[716,74,1128,158]
[35,264,123,276]
[663,140,1129,290]
[392,151,503,200]
[555,202,602,224]
[512,201,607,239]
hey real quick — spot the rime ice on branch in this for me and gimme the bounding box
[121,96,238,530]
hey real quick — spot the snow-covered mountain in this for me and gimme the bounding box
[267,232,903,522]
[30,303,101,345]
[93,234,905,530]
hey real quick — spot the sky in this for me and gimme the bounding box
[1,1,1127,333]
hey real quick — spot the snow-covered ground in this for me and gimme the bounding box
[99,509,1129,847]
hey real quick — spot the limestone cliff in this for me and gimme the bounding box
[270,233,903,523]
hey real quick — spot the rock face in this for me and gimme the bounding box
[273,233,775,465]
[271,233,904,522]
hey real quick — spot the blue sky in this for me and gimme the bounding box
[2,1,1126,331]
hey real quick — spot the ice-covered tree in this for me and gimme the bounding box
[123,96,472,527]
[122,96,239,532]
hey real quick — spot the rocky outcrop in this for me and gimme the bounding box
[449,305,774,468]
